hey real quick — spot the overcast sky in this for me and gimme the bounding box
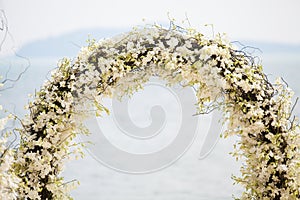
[1,0,300,55]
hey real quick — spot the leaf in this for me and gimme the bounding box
[94,100,110,117]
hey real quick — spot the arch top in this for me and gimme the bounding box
[71,27,238,103]
[69,26,267,115]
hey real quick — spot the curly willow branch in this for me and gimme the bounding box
[13,25,300,200]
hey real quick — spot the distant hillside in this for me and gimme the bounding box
[233,40,300,54]
[16,28,300,58]
[17,27,130,58]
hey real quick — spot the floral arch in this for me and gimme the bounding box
[9,25,300,199]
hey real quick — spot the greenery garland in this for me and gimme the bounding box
[0,24,299,199]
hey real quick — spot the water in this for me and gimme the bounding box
[0,52,299,200]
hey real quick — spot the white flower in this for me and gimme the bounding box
[166,37,179,49]
[0,117,8,130]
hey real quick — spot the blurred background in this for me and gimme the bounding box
[0,1,299,199]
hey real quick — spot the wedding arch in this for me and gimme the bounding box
[13,25,300,199]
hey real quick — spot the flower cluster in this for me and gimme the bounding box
[9,25,300,199]
[219,55,300,199]
[0,135,20,200]
[0,86,20,200]
[14,59,81,199]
